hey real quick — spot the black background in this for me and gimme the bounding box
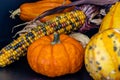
[0,0,96,80]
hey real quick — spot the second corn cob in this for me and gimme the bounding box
[0,10,86,67]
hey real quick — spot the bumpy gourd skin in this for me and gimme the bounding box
[85,29,120,80]
[99,2,120,31]
[27,34,84,77]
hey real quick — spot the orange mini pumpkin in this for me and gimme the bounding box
[27,33,84,77]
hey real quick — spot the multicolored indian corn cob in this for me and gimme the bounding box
[0,10,86,67]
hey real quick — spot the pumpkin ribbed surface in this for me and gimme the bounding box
[27,33,84,77]
[85,28,120,80]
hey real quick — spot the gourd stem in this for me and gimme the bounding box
[9,8,20,19]
[51,32,60,45]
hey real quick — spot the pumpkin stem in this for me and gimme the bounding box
[9,8,20,19]
[51,32,60,45]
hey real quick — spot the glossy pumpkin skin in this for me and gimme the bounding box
[27,33,84,77]
[20,0,73,21]
[99,2,120,31]
[85,28,120,80]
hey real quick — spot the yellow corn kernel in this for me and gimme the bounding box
[0,10,86,67]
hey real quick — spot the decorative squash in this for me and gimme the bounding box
[99,2,120,31]
[27,33,84,77]
[10,0,73,22]
[85,28,120,80]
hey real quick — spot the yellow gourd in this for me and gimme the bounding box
[85,28,120,80]
[99,2,120,31]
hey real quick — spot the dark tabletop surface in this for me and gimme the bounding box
[0,0,97,80]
